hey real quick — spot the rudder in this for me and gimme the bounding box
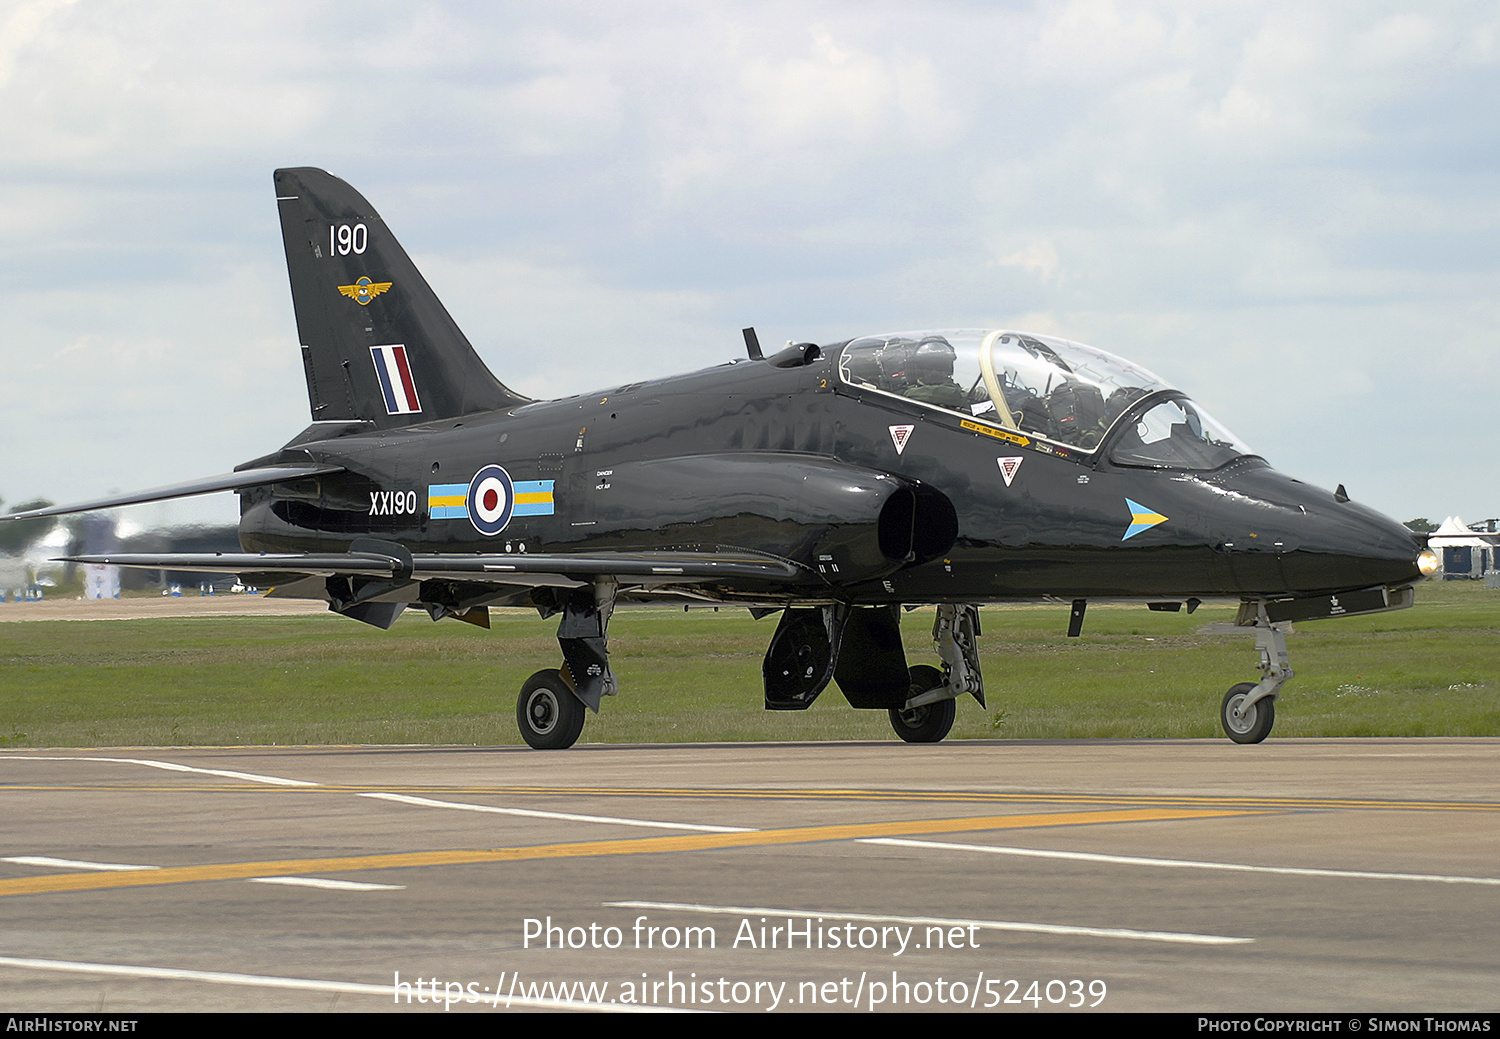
[274,167,528,427]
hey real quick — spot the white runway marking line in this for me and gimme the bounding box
[859,838,1500,887]
[605,900,1252,945]
[248,877,405,891]
[2,856,158,872]
[6,755,750,834]
[359,791,754,833]
[5,755,317,787]
[0,956,683,1012]
[3,857,401,892]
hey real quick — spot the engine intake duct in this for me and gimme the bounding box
[582,454,956,585]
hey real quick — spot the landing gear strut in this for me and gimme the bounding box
[886,604,984,743]
[516,579,617,749]
[1221,603,1292,745]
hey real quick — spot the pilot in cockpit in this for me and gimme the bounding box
[901,336,968,410]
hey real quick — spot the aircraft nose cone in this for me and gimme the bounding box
[1215,467,1423,594]
[1292,504,1424,590]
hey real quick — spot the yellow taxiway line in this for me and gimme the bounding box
[0,806,1253,899]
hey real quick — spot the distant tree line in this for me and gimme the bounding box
[0,497,55,555]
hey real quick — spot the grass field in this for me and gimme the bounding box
[1,582,1496,746]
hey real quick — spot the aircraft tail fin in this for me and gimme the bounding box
[273,167,529,428]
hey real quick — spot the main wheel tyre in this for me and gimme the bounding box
[1221,682,1274,744]
[888,666,956,744]
[517,669,586,750]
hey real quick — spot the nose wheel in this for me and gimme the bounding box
[1217,604,1291,745]
[1220,682,1275,744]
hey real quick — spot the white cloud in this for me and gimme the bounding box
[652,19,964,194]
[1354,13,1441,66]
[495,72,624,155]
[1026,0,1189,81]
[0,0,78,88]
[418,252,720,398]
[994,239,1061,283]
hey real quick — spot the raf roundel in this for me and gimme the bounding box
[467,465,515,536]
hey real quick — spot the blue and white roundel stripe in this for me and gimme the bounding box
[427,483,469,520]
[467,465,514,536]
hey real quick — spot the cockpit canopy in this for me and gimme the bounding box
[836,329,1255,471]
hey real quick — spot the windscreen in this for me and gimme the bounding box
[1105,396,1253,470]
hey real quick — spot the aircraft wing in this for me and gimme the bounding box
[1,465,347,521]
[409,552,803,587]
[61,548,804,590]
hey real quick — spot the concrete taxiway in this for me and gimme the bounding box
[1,739,1496,1013]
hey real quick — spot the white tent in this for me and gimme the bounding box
[1429,516,1498,578]
[1429,516,1495,549]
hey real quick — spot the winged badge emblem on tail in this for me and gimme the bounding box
[338,277,393,305]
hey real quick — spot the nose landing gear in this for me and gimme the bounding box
[1220,603,1292,744]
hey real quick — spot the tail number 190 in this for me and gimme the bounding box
[330,223,368,256]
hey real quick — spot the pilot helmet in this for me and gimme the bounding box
[910,336,956,380]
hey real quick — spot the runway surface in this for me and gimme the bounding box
[1,739,1497,1013]
[0,595,327,622]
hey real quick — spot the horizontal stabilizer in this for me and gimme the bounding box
[2,465,346,521]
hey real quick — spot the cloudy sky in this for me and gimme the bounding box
[3,0,1497,530]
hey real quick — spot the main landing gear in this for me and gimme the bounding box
[889,665,956,742]
[517,669,586,750]
[1220,603,1292,745]
[516,580,617,750]
[513,591,988,749]
[761,602,985,743]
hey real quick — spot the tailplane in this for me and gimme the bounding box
[274,167,528,428]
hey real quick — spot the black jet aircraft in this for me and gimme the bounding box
[11,168,1434,749]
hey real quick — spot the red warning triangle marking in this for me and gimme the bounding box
[889,425,914,455]
[997,456,1023,487]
